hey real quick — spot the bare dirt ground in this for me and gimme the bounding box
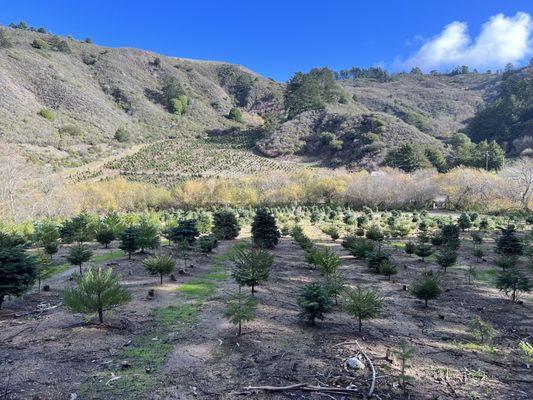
[1,223,532,400]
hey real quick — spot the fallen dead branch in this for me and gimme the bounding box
[332,340,377,398]
[243,383,361,396]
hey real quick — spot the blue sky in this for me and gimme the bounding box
[2,1,532,80]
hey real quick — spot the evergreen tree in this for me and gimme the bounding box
[367,251,390,271]
[95,223,115,248]
[344,286,382,332]
[385,143,432,172]
[435,248,457,273]
[198,234,218,252]
[495,268,531,302]
[63,267,132,323]
[0,240,37,309]
[496,226,523,256]
[167,219,199,245]
[212,210,240,239]
[297,282,332,325]
[439,223,460,250]
[251,208,280,249]
[458,213,472,231]
[143,255,176,284]
[414,243,434,261]
[37,220,60,258]
[378,259,398,280]
[228,107,243,122]
[366,225,385,249]
[224,285,259,336]
[67,243,93,274]
[314,246,341,276]
[136,217,160,253]
[325,272,345,305]
[231,245,273,295]
[405,241,416,257]
[61,212,96,243]
[411,271,442,307]
[119,227,140,259]
[35,251,54,292]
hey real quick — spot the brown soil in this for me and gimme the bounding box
[1,224,532,400]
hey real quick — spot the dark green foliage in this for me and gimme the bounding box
[95,224,115,248]
[36,220,60,257]
[224,286,259,336]
[496,226,523,256]
[366,225,384,246]
[212,210,240,240]
[469,67,533,147]
[424,146,448,172]
[0,239,37,309]
[198,235,218,252]
[405,241,415,256]
[231,245,273,295]
[439,223,460,250]
[473,246,484,262]
[313,246,341,276]
[284,67,340,118]
[495,268,531,302]
[167,220,200,245]
[143,255,175,284]
[119,227,140,259]
[61,212,96,243]
[411,271,442,307]
[377,259,398,280]
[251,208,280,249]
[67,243,93,274]
[325,272,345,305]
[336,66,390,82]
[114,128,130,142]
[342,235,375,259]
[38,108,54,120]
[31,38,49,49]
[367,251,390,271]
[344,286,382,332]
[63,267,132,323]
[414,243,434,261]
[458,213,472,231]
[495,255,518,270]
[136,217,160,252]
[471,232,483,245]
[385,143,433,172]
[297,282,333,325]
[435,248,457,272]
[161,75,187,113]
[451,134,505,170]
[228,107,243,122]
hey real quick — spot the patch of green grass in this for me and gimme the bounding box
[176,278,217,300]
[92,249,126,263]
[153,304,198,328]
[204,271,229,281]
[473,268,497,282]
[46,262,71,278]
[390,241,406,250]
[463,342,500,354]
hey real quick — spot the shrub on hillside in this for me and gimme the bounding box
[114,128,130,142]
[38,108,54,121]
[228,107,243,122]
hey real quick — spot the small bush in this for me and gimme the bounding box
[198,235,218,252]
[297,282,332,325]
[59,124,83,137]
[228,107,243,122]
[495,268,531,302]
[344,286,382,332]
[114,127,130,142]
[342,236,374,259]
[38,108,55,121]
[411,270,442,307]
[143,255,176,284]
[0,29,12,48]
[31,38,49,49]
[212,210,240,240]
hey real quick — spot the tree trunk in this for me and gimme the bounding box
[358,317,362,332]
[38,278,42,292]
[251,284,255,296]
[79,264,82,274]
[0,295,4,310]
[238,320,242,336]
[128,252,132,260]
[160,274,163,285]
[425,299,428,307]
[98,308,104,323]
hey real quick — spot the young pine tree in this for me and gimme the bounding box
[37,220,60,258]
[143,254,176,284]
[95,223,115,248]
[231,245,273,296]
[0,241,37,309]
[435,247,457,273]
[63,267,132,323]
[119,227,140,260]
[136,217,160,253]
[344,286,382,332]
[411,270,442,307]
[224,285,259,336]
[314,246,341,277]
[495,268,531,302]
[414,243,434,262]
[297,282,332,325]
[496,226,523,257]
[212,210,240,240]
[377,259,398,280]
[325,272,345,305]
[251,208,280,249]
[67,243,93,274]
[394,340,415,391]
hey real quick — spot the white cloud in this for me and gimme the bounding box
[399,12,533,71]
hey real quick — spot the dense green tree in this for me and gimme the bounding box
[495,268,531,302]
[37,220,60,258]
[119,227,140,259]
[198,235,218,252]
[231,245,274,295]
[224,286,259,336]
[95,224,115,248]
[344,287,382,332]
[435,248,457,273]
[67,243,93,274]
[425,146,448,172]
[414,243,434,261]
[136,217,160,253]
[385,143,432,172]
[496,226,523,256]
[284,68,340,118]
[313,246,341,276]
[325,272,345,305]
[63,267,131,323]
[228,107,243,122]
[0,240,37,309]
[458,213,472,231]
[61,212,96,243]
[167,220,199,245]
[212,210,240,240]
[35,251,54,292]
[251,208,280,249]
[143,254,176,284]
[411,271,442,307]
[378,259,398,280]
[297,282,333,325]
